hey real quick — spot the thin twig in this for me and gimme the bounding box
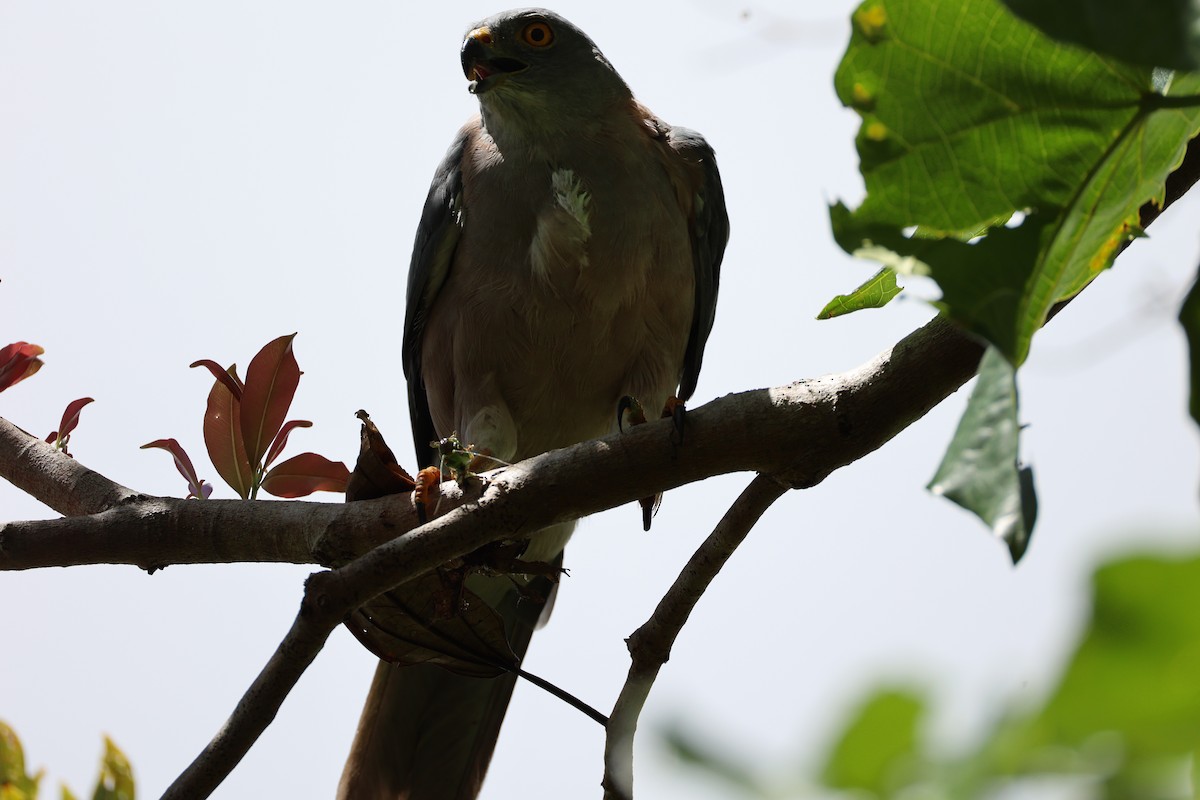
[601,474,787,800]
[515,667,609,726]
[160,575,338,800]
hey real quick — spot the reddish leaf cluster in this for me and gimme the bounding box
[0,342,44,393]
[2,342,95,456]
[45,397,94,457]
[141,438,212,499]
[144,334,348,499]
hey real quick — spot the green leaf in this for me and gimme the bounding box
[1036,70,1200,310]
[0,721,41,800]
[1002,0,1200,71]
[816,267,902,319]
[834,0,1200,364]
[820,688,925,793]
[1035,555,1200,765]
[928,347,1037,562]
[91,737,134,800]
[836,0,1155,232]
[1179,270,1200,427]
[660,723,766,797]
[830,202,1049,362]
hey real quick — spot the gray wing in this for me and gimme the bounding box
[668,127,729,402]
[402,126,469,466]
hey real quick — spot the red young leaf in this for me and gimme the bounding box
[0,342,45,393]
[240,333,301,470]
[261,452,349,498]
[264,419,313,469]
[56,397,94,440]
[189,359,244,400]
[141,438,208,498]
[202,364,254,499]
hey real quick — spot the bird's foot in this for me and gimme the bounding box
[413,466,442,523]
[616,395,686,531]
[662,395,686,445]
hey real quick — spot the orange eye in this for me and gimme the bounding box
[520,21,554,47]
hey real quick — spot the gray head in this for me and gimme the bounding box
[459,9,631,141]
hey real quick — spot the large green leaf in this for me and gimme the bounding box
[1037,554,1200,750]
[928,347,1037,562]
[834,0,1200,363]
[1002,0,1200,71]
[1036,70,1200,315]
[820,689,925,794]
[1023,553,1200,796]
[836,0,1153,232]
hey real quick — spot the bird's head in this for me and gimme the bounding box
[460,8,630,131]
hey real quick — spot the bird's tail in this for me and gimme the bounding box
[336,604,534,800]
[337,523,571,800]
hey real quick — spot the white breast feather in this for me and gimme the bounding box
[529,168,592,282]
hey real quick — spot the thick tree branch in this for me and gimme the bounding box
[0,416,141,516]
[0,314,985,574]
[601,474,788,800]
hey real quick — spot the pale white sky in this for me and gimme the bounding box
[1,2,1198,799]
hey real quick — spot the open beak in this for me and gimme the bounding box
[461,28,528,92]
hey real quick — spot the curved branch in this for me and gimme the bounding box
[601,473,788,800]
[161,572,341,800]
[0,314,985,575]
[0,416,141,516]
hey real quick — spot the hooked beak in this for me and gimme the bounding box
[461,27,528,93]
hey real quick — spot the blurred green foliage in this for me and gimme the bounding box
[662,551,1200,799]
[0,724,133,800]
